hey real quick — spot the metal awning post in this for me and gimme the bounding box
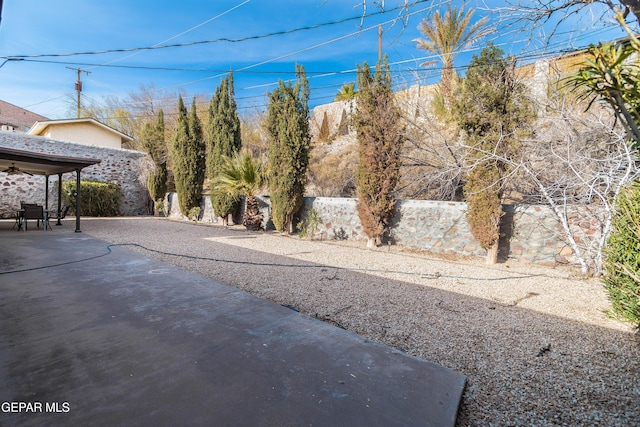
[75,169,81,233]
[45,175,49,210]
[57,173,63,225]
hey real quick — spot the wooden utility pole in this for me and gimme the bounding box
[378,25,383,62]
[66,67,90,118]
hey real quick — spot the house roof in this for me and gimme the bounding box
[0,146,101,176]
[28,118,133,142]
[0,99,50,131]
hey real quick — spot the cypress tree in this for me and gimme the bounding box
[207,72,242,225]
[354,56,404,247]
[142,109,167,212]
[172,96,206,217]
[452,43,534,263]
[265,64,311,233]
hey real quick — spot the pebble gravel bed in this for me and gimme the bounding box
[81,217,640,426]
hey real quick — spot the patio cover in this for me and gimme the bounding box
[0,146,101,232]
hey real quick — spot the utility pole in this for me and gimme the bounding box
[66,67,90,118]
[378,25,383,63]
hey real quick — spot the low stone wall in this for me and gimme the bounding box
[301,198,483,254]
[165,193,594,267]
[164,193,273,227]
[0,132,152,216]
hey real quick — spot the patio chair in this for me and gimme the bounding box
[49,205,70,226]
[23,204,45,231]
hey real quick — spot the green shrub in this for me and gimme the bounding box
[297,208,323,239]
[155,198,165,216]
[603,181,640,329]
[188,206,201,221]
[61,180,121,217]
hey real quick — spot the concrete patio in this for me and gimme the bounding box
[0,221,466,426]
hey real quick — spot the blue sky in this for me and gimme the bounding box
[0,0,628,120]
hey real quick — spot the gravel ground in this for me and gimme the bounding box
[80,217,639,426]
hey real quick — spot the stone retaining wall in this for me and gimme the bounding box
[0,132,152,216]
[165,192,595,267]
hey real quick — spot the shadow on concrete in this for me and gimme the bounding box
[0,221,466,426]
[69,218,640,426]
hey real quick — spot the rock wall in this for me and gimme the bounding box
[301,198,595,266]
[164,192,596,267]
[164,193,273,228]
[0,132,152,216]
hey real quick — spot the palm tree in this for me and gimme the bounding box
[212,150,264,230]
[413,5,491,108]
[334,82,357,102]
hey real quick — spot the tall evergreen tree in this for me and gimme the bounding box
[207,72,242,225]
[172,96,206,217]
[354,56,404,248]
[141,108,167,213]
[265,64,311,233]
[453,43,535,263]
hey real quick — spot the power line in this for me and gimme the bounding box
[91,0,252,70]
[0,1,430,60]
[166,2,440,89]
[7,1,623,119]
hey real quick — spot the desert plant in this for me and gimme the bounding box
[334,82,357,102]
[155,198,165,216]
[213,150,264,230]
[188,206,201,221]
[297,208,323,239]
[414,5,491,109]
[333,227,348,240]
[567,38,640,145]
[602,181,640,328]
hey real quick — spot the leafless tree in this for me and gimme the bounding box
[497,0,640,47]
[397,95,468,200]
[492,103,638,274]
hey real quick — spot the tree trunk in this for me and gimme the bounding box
[366,236,377,248]
[242,195,263,231]
[486,241,499,265]
[441,62,453,109]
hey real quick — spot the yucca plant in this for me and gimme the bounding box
[212,150,264,230]
[566,40,640,145]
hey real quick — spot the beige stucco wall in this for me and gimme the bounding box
[41,123,122,148]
